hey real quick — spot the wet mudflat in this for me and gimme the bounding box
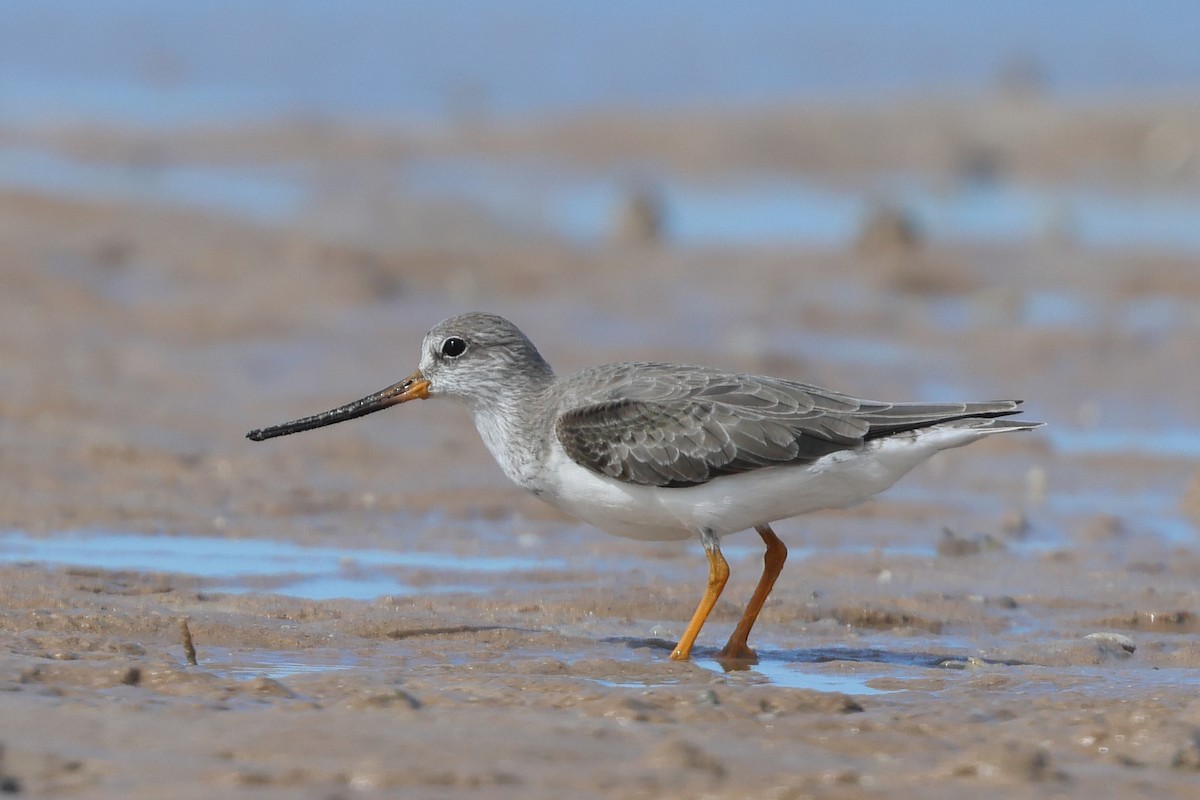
[3,98,1200,798]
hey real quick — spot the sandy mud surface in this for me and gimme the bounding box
[3,99,1200,798]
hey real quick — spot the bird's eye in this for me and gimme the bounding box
[440,336,468,358]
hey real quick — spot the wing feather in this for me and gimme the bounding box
[552,363,1024,488]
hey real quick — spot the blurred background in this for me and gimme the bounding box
[5,0,1200,252]
[7,7,1200,789]
[2,0,1199,576]
[6,1,1200,122]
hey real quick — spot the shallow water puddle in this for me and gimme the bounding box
[588,664,897,695]
[693,658,899,695]
[0,146,306,223]
[0,531,562,600]
[8,145,1200,254]
[400,159,1200,253]
[200,647,365,681]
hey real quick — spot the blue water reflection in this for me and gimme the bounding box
[6,145,1200,254]
[0,531,560,600]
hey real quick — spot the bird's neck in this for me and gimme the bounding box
[469,365,556,492]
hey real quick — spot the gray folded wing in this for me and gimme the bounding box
[553,364,1023,488]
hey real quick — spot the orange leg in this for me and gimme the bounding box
[717,524,788,662]
[670,532,729,661]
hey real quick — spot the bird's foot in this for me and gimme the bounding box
[715,641,759,665]
[668,645,691,661]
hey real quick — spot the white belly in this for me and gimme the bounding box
[531,422,1004,541]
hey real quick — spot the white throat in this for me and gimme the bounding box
[470,395,548,492]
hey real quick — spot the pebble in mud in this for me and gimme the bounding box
[342,688,421,711]
[0,744,19,795]
[1084,632,1136,654]
[1000,509,1031,537]
[246,677,296,698]
[1026,633,1138,666]
[1047,632,1137,664]
[1073,513,1127,543]
[592,696,676,725]
[644,739,726,780]
[611,187,665,246]
[719,687,864,717]
[1171,729,1200,771]
[936,527,1004,557]
[952,740,1065,782]
[110,666,141,687]
[855,203,921,259]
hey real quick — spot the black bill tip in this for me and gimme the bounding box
[245,372,430,443]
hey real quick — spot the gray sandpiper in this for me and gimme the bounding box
[248,312,1041,661]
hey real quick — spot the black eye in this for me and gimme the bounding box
[440,336,468,358]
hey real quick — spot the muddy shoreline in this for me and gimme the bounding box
[3,99,1200,797]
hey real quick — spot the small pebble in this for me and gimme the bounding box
[645,739,726,779]
[1000,509,1030,537]
[1085,632,1136,654]
[248,677,296,698]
